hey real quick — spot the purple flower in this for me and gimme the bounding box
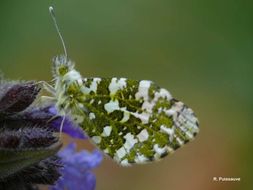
[17,105,86,139]
[51,143,103,190]
[0,79,103,190]
[0,81,63,189]
[48,106,87,139]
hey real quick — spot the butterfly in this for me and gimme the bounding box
[45,6,199,166]
[49,55,199,166]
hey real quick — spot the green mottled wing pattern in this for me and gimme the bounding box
[52,55,199,166]
[70,77,199,166]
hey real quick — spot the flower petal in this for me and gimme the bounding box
[18,106,87,139]
[49,106,87,139]
[51,143,103,190]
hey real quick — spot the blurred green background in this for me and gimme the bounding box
[0,0,252,189]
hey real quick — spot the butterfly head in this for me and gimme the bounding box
[52,55,75,78]
[52,54,83,99]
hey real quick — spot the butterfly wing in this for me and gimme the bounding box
[73,77,199,166]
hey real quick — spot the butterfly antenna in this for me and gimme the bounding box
[49,6,68,60]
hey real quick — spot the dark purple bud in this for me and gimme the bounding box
[0,155,62,189]
[17,106,86,139]
[0,79,63,189]
[0,131,20,149]
[21,156,62,185]
[0,82,40,115]
[22,127,58,148]
[0,124,59,150]
[0,125,62,180]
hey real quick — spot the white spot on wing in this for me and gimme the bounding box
[81,78,101,94]
[160,125,174,135]
[120,111,130,123]
[109,78,127,96]
[137,129,149,142]
[158,88,172,100]
[135,80,151,101]
[89,99,94,104]
[160,125,174,142]
[89,112,96,120]
[115,147,127,161]
[167,146,174,153]
[102,126,112,137]
[135,154,148,163]
[121,159,130,166]
[176,137,184,145]
[165,109,176,116]
[154,144,167,155]
[131,112,150,124]
[89,78,101,93]
[135,81,173,113]
[92,136,102,144]
[123,133,138,152]
[104,99,120,113]
[104,148,109,154]
[186,131,193,139]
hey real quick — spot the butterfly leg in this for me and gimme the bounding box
[59,114,66,138]
[34,95,57,108]
[34,81,57,106]
[36,81,56,95]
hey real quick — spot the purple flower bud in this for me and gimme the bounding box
[0,80,63,189]
[0,79,102,190]
[0,81,40,115]
[16,106,87,139]
[0,125,62,180]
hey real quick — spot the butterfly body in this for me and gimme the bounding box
[52,55,199,166]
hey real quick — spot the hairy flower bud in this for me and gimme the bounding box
[0,81,40,115]
[0,80,62,190]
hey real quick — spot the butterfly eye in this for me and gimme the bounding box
[58,66,69,76]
